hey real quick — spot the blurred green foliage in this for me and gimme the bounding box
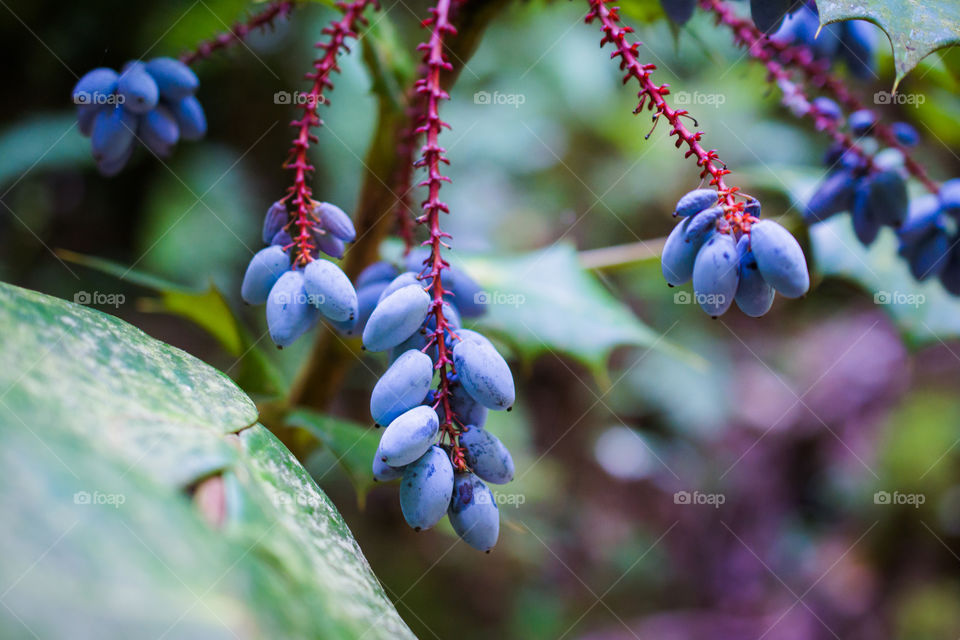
[2,0,960,638]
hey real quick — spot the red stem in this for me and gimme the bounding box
[413,0,465,472]
[701,0,939,194]
[283,0,375,265]
[703,0,875,173]
[179,1,297,66]
[586,0,757,233]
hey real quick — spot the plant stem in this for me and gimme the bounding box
[284,0,376,266]
[180,1,297,66]
[413,0,466,471]
[285,0,509,431]
[586,0,756,235]
[701,0,939,193]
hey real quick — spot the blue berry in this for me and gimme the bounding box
[262,202,288,244]
[378,406,440,467]
[96,144,134,177]
[750,0,792,33]
[748,220,809,298]
[144,57,199,100]
[938,178,960,217]
[892,122,919,147]
[242,245,290,305]
[271,228,293,248]
[140,106,179,157]
[170,95,207,141]
[839,20,876,80]
[459,425,514,485]
[445,268,486,318]
[452,337,515,410]
[812,97,842,121]
[266,270,318,348]
[854,170,907,228]
[117,62,159,114]
[849,109,876,137]
[805,169,856,223]
[897,195,941,246]
[659,0,696,25]
[734,235,775,317]
[303,259,358,322]
[314,202,356,242]
[370,349,434,426]
[939,245,960,296]
[448,473,499,551]
[447,378,488,428]
[852,198,881,246]
[313,231,345,259]
[378,272,422,303]
[363,284,432,352]
[683,206,723,245]
[673,188,717,217]
[692,233,739,316]
[373,454,405,482]
[399,446,454,531]
[661,217,699,286]
[72,68,119,107]
[356,261,400,289]
[91,106,137,165]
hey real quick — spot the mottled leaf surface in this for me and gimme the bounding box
[818,0,960,83]
[0,282,413,639]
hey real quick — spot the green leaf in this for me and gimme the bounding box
[287,408,381,506]
[0,282,412,638]
[0,113,90,189]
[818,0,960,84]
[810,215,960,345]
[59,249,286,397]
[460,244,684,380]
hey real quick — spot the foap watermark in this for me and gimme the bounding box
[673,91,726,107]
[673,490,725,508]
[270,490,325,509]
[674,290,726,307]
[273,291,325,306]
[874,490,925,508]
[73,91,125,106]
[473,90,526,108]
[476,490,526,508]
[874,290,925,308]
[74,291,125,308]
[474,290,525,308]
[74,490,126,508]
[874,91,925,107]
[274,91,328,107]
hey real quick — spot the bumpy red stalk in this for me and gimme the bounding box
[413,0,466,472]
[180,1,297,66]
[282,0,375,265]
[586,0,755,233]
[702,0,875,173]
[701,0,939,194]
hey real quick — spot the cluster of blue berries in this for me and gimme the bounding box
[72,58,207,175]
[241,201,358,347]
[773,2,875,79]
[896,183,960,292]
[662,189,810,317]
[339,249,485,339]
[804,108,916,242]
[360,253,516,551]
[803,106,960,293]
